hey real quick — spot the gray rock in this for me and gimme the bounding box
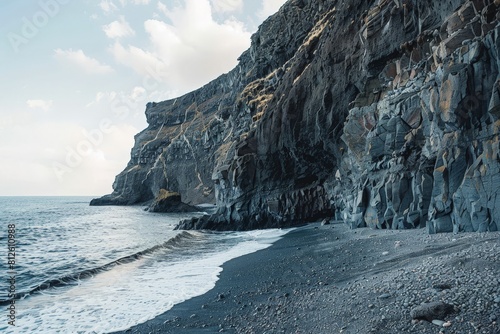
[410,302,455,322]
[147,189,199,213]
[432,283,452,290]
[321,219,331,226]
[432,319,445,326]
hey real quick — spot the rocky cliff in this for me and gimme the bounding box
[92,0,500,233]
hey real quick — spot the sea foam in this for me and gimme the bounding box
[5,228,289,334]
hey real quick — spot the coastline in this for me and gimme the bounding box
[110,223,500,334]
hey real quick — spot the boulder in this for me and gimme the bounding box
[410,302,455,322]
[148,189,199,213]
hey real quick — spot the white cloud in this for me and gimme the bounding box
[130,86,146,101]
[86,91,118,108]
[95,91,117,103]
[110,41,164,78]
[103,16,136,39]
[147,89,179,102]
[111,0,251,94]
[54,49,114,74]
[99,0,118,12]
[0,120,137,196]
[27,99,53,111]
[157,1,169,16]
[211,0,243,13]
[259,0,287,20]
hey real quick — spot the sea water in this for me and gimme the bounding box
[0,197,288,333]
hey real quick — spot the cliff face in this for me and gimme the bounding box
[92,0,500,233]
[90,0,321,207]
[337,0,500,234]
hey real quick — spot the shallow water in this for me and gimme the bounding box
[0,197,288,333]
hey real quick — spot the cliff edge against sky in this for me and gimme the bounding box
[92,0,500,233]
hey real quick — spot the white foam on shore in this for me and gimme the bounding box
[7,228,290,334]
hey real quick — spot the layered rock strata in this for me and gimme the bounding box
[92,0,500,233]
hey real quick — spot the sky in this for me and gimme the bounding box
[0,0,287,196]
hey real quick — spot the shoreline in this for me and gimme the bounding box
[110,223,500,334]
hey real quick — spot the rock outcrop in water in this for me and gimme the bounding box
[92,0,500,233]
[147,189,199,213]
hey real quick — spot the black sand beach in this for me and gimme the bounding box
[111,223,500,334]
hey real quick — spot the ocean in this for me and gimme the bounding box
[0,197,288,333]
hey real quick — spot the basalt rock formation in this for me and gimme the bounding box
[92,0,500,233]
[147,189,199,213]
